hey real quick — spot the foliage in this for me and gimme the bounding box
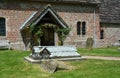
[35,28,43,44]
[30,24,43,46]
[30,23,71,46]
[56,27,71,45]
[30,24,43,37]
[40,23,56,28]
[29,24,35,33]
[86,37,94,50]
[1,50,120,78]
[35,28,43,37]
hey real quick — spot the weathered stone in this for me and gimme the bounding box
[40,60,73,73]
[40,60,58,73]
[33,46,80,59]
[0,40,11,49]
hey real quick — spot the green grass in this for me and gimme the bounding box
[0,50,120,78]
[53,60,120,78]
[78,47,120,57]
[0,50,50,78]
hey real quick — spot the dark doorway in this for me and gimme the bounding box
[41,28,55,46]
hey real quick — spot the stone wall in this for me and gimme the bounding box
[53,4,100,48]
[97,23,120,47]
[0,1,100,49]
[95,0,120,47]
[58,11,100,47]
[0,9,35,49]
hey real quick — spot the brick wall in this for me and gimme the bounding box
[0,9,35,49]
[97,23,120,47]
[53,4,100,47]
[0,1,100,49]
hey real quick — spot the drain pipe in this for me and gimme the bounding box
[93,4,100,48]
[93,9,96,48]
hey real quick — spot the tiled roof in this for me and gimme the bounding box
[32,0,120,24]
[20,4,68,30]
[30,0,101,4]
[4,0,119,24]
[100,0,120,23]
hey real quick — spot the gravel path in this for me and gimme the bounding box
[82,56,120,61]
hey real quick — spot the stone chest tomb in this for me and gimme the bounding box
[27,46,81,62]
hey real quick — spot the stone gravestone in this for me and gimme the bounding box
[40,60,58,73]
[118,48,120,51]
[40,60,73,73]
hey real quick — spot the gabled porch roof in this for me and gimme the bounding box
[20,4,68,30]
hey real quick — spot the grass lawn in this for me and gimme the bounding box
[78,47,120,57]
[0,50,120,78]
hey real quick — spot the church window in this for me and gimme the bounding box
[0,17,6,36]
[100,30,104,39]
[77,21,86,35]
[82,22,86,35]
[77,21,81,35]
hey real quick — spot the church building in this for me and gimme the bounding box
[0,0,120,50]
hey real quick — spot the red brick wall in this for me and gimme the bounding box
[0,1,101,49]
[0,9,36,49]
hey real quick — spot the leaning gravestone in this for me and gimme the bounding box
[40,60,73,73]
[40,60,58,73]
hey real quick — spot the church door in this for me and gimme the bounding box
[41,28,55,46]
